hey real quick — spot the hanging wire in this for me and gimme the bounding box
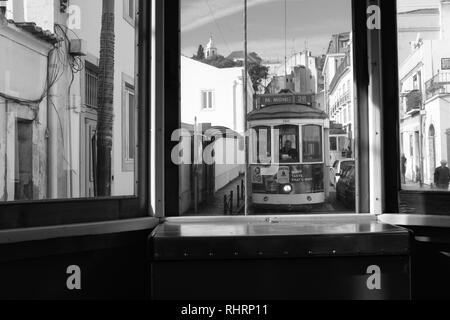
[204,0,231,54]
[284,0,287,80]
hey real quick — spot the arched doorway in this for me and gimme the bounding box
[429,125,436,183]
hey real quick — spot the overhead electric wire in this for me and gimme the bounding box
[284,0,287,79]
[204,0,232,54]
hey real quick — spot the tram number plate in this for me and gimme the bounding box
[291,171,303,183]
[277,167,290,184]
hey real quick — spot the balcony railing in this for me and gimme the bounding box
[404,89,422,114]
[425,71,450,100]
[331,90,351,115]
[328,54,351,93]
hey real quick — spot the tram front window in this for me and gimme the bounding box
[276,125,299,164]
[303,125,323,163]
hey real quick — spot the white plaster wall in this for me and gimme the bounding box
[72,0,136,196]
[181,56,250,193]
[0,27,51,201]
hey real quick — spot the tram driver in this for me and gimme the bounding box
[280,140,299,162]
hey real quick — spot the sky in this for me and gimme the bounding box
[181,0,442,62]
[181,0,352,61]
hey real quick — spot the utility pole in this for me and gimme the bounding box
[284,0,287,85]
[244,0,249,215]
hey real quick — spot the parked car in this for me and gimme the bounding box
[330,159,355,188]
[336,164,356,209]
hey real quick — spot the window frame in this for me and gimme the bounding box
[250,126,272,165]
[381,0,450,215]
[160,0,373,217]
[0,0,153,230]
[275,124,300,164]
[200,89,215,110]
[123,0,136,27]
[122,74,136,171]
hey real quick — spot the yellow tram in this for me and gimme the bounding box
[248,92,330,211]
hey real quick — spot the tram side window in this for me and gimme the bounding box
[276,125,299,164]
[330,137,338,151]
[251,127,271,164]
[303,125,323,163]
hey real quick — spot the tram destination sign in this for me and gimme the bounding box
[255,93,313,108]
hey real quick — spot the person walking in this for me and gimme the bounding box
[401,154,407,184]
[434,160,450,190]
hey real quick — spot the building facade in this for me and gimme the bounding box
[265,50,321,95]
[0,15,61,201]
[179,55,254,214]
[399,0,450,187]
[1,0,138,200]
[322,32,354,158]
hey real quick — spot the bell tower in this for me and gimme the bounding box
[204,35,218,59]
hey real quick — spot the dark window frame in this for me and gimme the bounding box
[161,0,371,217]
[380,0,450,215]
[0,0,152,229]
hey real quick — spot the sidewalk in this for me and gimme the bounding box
[401,181,450,191]
[185,174,246,216]
[401,181,433,191]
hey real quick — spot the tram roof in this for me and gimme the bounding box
[247,104,328,121]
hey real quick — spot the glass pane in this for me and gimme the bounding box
[397,0,450,192]
[251,127,271,164]
[0,0,137,201]
[180,0,355,216]
[302,125,322,163]
[276,125,300,163]
[129,0,135,20]
[129,91,135,160]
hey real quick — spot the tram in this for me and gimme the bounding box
[248,92,330,211]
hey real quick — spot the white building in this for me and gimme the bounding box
[399,0,450,186]
[0,11,60,201]
[181,55,253,135]
[2,0,138,199]
[69,0,137,197]
[267,50,320,95]
[180,56,254,214]
[322,32,354,150]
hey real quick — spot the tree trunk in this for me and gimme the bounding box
[96,0,115,197]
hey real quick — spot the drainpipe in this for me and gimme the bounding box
[47,48,58,199]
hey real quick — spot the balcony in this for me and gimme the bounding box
[425,71,450,100]
[404,89,422,114]
[331,90,351,115]
[328,55,351,93]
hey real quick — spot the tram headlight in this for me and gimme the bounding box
[282,184,293,194]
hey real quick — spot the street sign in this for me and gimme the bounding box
[255,93,314,108]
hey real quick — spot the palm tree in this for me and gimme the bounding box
[96,0,115,196]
